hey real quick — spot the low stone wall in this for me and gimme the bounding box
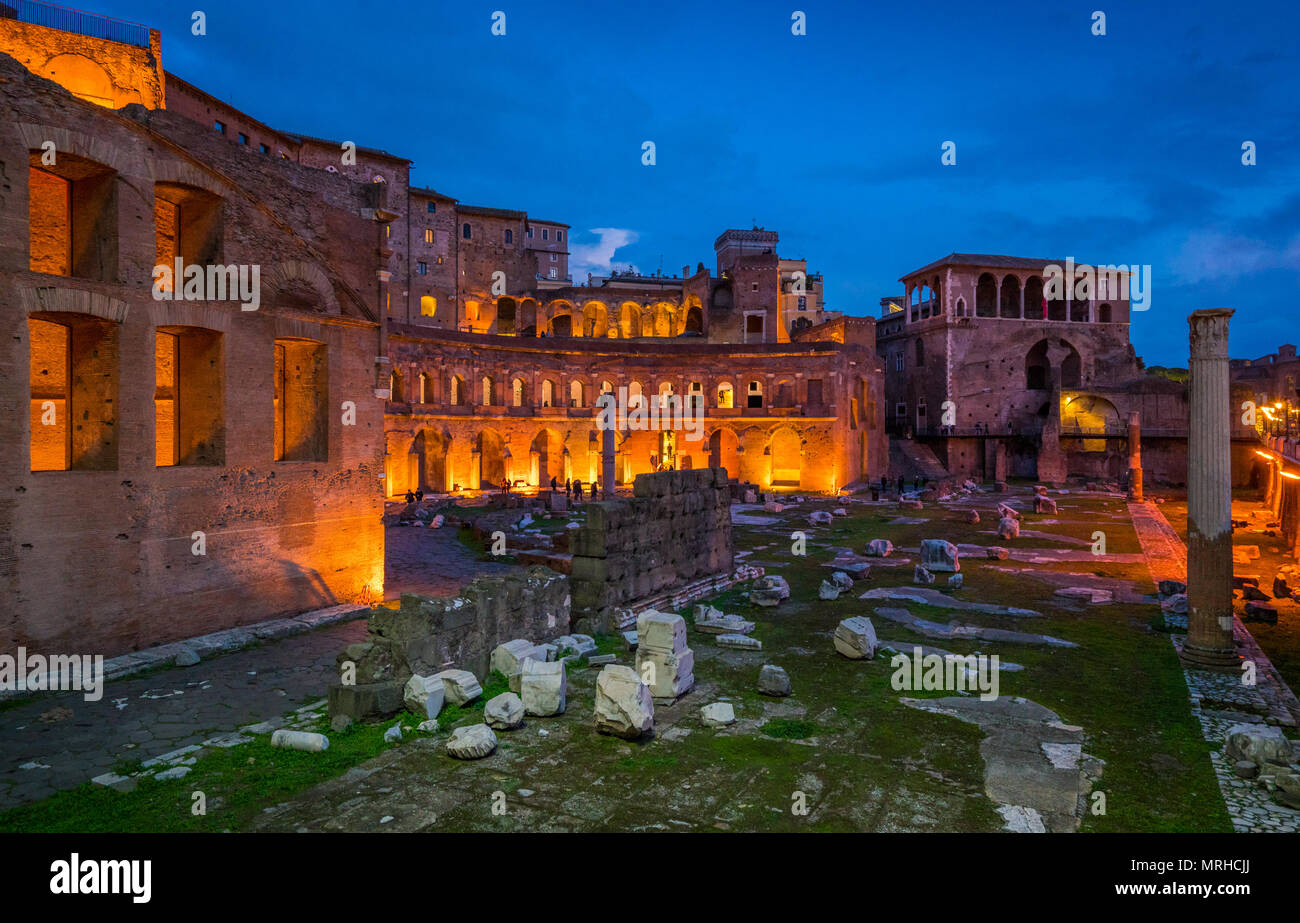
[334,566,570,705]
[570,469,733,632]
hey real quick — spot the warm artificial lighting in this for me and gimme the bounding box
[1256,451,1274,459]
[1283,471,1300,481]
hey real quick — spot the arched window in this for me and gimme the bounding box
[628,381,644,409]
[481,375,495,406]
[450,375,464,406]
[420,295,436,317]
[418,372,428,404]
[955,297,965,317]
[716,382,734,409]
[747,380,763,409]
[541,379,556,407]
[511,377,526,407]
[570,380,584,408]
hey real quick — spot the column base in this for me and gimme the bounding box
[1179,640,1239,670]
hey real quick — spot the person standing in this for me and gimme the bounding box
[574,479,584,501]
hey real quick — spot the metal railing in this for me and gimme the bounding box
[1,0,151,47]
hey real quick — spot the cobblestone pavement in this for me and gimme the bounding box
[1,524,506,813]
[0,619,367,811]
[1130,501,1300,833]
[384,522,512,599]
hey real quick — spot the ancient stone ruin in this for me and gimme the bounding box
[569,468,733,632]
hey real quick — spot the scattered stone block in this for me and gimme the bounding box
[447,724,497,759]
[594,664,654,739]
[1160,593,1188,614]
[948,573,963,589]
[403,673,446,718]
[809,510,832,525]
[271,730,330,752]
[830,571,854,591]
[750,575,791,607]
[963,510,981,524]
[1054,587,1114,605]
[986,547,1009,560]
[997,516,1020,540]
[1158,579,1187,596]
[519,660,567,716]
[1243,602,1278,624]
[1234,760,1260,780]
[700,702,736,727]
[757,664,791,696]
[328,680,403,722]
[433,669,482,706]
[996,503,1020,521]
[1225,723,1292,767]
[636,610,695,701]
[913,565,936,585]
[1273,576,1291,599]
[589,654,617,665]
[832,508,848,517]
[899,499,923,510]
[174,647,200,667]
[1242,585,1270,602]
[383,723,402,743]
[696,613,755,634]
[819,580,842,600]
[1034,495,1058,514]
[622,630,638,650]
[833,616,878,660]
[717,633,762,650]
[920,539,960,573]
[485,692,525,729]
[865,539,894,557]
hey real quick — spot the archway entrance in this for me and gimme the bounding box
[477,430,506,488]
[769,427,802,486]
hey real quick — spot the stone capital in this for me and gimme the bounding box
[1188,309,1234,360]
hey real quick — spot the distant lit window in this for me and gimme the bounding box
[797,295,807,311]
[550,253,557,261]
[385,225,390,238]
[424,229,434,244]
[549,267,557,280]
[214,120,226,134]
[416,262,427,275]
[420,296,436,317]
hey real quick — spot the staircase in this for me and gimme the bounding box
[889,438,951,481]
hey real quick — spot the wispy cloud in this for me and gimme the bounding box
[570,228,639,282]
[1171,230,1300,284]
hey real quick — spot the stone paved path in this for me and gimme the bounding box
[1129,500,1300,832]
[1,524,507,813]
[385,522,513,599]
[0,619,367,811]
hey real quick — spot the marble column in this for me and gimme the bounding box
[1127,410,1143,501]
[1183,308,1238,668]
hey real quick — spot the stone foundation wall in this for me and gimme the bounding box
[342,566,570,686]
[569,468,733,632]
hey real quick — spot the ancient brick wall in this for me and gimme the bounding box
[0,19,164,110]
[0,55,386,657]
[569,469,732,632]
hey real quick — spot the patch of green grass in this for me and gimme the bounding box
[760,718,821,739]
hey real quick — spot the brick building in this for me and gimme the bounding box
[0,3,887,656]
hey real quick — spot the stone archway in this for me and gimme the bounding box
[769,426,802,486]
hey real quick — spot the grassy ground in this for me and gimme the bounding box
[0,489,1232,832]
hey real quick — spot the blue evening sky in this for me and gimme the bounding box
[88,0,1299,366]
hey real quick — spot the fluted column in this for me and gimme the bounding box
[1127,410,1143,501]
[1183,308,1238,668]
